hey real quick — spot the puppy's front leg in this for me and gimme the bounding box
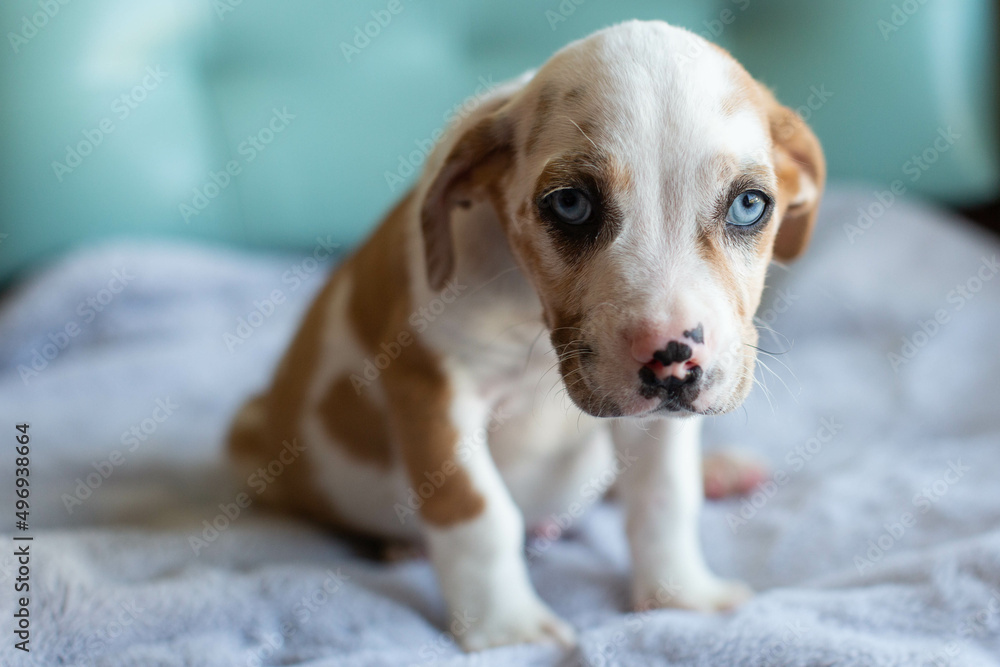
[612,417,752,612]
[396,386,574,651]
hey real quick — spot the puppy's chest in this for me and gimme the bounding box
[425,288,603,461]
[479,333,604,467]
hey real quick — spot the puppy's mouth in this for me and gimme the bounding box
[553,344,704,418]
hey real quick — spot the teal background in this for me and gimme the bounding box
[0,0,997,283]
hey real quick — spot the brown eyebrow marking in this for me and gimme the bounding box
[563,115,600,152]
[524,85,558,155]
[533,150,634,201]
[563,86,587,103]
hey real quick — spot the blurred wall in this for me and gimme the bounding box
[0,0,997,283]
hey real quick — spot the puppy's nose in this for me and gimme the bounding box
[629,324,705,372]
[630,324,706,398]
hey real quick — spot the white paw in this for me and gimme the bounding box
[459,598,576,652]
[633,574,753,613]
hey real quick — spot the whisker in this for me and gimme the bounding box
[564,115,599,151]
[746,343,790,357]
[746,343,801,393]
[756,356,798,404]
[465,266,521,298]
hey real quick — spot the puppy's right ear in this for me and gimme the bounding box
[419,107,514,292]
[766,99,826,262]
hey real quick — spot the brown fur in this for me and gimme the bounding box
[348,195,487,527]
[524,85,557,154]
[227,276,360,533]
[228,192,487,533]
[318,376,393,468]
[767,99,826,260]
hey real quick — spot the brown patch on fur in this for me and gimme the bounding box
[563,86,587,103]
[227,274,364,535]
[548,307,621,417]
[606,155,634,195]
[575,119,598,140]
[318,376,393,468]
[524,85,557,154]
[695,226,748,323]
[766,97,826,260]
[228,190,487,535]
[384,342,486,526]
[348,194,486,527]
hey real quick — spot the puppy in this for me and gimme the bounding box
[229,20,824,651]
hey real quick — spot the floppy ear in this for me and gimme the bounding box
[767,100,826,262]
[419,110,514,291]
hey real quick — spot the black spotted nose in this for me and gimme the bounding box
[653,341,692,366]
[638,338,704,406]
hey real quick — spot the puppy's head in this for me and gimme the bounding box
[420,20,825,418]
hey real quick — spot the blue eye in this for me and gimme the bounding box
[544,188,593,225]
[726,190,769,227]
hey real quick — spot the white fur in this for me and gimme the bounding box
[423,369,576,649]
[612,417,752,610]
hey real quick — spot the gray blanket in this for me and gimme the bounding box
[1,187,999,666]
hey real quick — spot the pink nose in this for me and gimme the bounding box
[629,324,705,382]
